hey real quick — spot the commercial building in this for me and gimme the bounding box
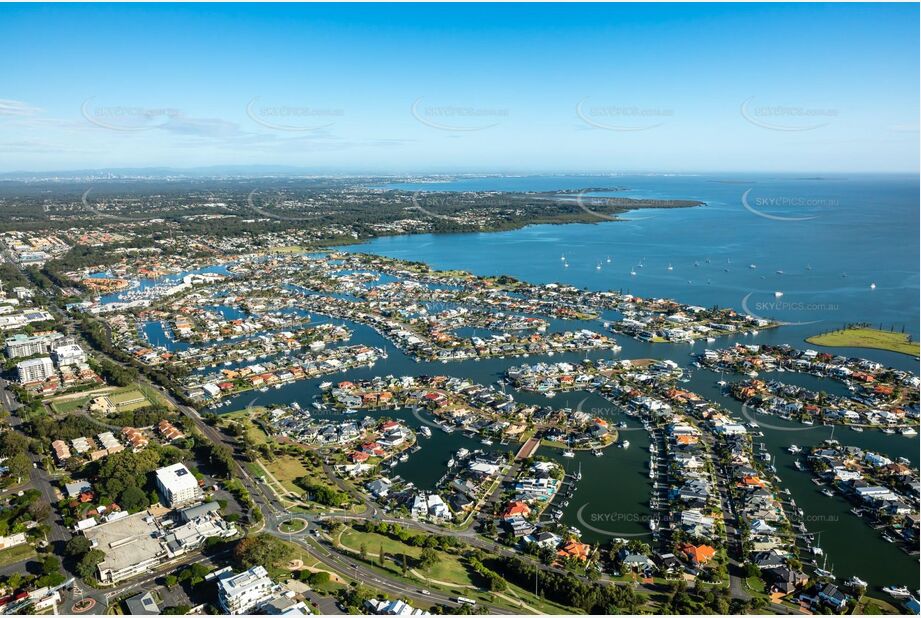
[83,503,236,584]
[155,463,203,507]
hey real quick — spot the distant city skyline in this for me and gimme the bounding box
[1,3,918,173]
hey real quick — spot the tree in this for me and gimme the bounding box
[418,546,439,570]
[28,500,51,522]
[360,543,367,560]
[233,534,292,569]
[8,453,32,482]
[305,571,330,587]
[378,545,385,567]
[65,535,92,557]
[76,549,106,579]
[119,486,150,512]
[164,574,178,589]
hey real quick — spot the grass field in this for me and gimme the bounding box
[854,595,903,615]
[338,528,474,588]
[806,327,919,356]
[49,383,165,415]
[262,455,310,494]
[0,543,36,568]
[336,527,579,613]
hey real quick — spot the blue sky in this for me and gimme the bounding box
[0,3,918,173]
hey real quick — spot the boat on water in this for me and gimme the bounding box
[821,488,835,497]
[562,449,575,458]
[481,438,493,446]
[814,568,834,578]
[593,449,603,457]
[420,426,432,438]
[788,445,801,454]
[882,534,896,543]
[717,379,727,387]
[883,586,911,598]
[545,391,556,398]
[620,440,630,449]
[457,448,469,459]
[774,291,784,297]
[901,427,918,437]
[882,428,896,434]
[851,426,864,432]
[850,508,863,517]
[319,381,333,390]
[399,454,409,462]
[794,460,804,471]
[447,458,456,467]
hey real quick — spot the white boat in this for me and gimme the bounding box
[870,283,876,289]
[883,586,911,599]
[882,428,896,434]
[774,291,784,297]
[794,461,804,471]
[481,438,493,446]
[562,450,575,458]
[420,426,432,438]
[749,264,757,269]
[901,427,918,437]
[399,454,409,462]
[821,488,835,497]
[667,264,673,271]
[447,458,456,467]
[788,445,801,454]
[851,426,864,432]
[620,440,630,449]
[649,519,658,531]
[717,380,727,387]
[319,381,333,390]
[630,270,637,276]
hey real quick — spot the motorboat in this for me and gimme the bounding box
[883,586,911,598]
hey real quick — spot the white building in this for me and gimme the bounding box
[217,565,277,614]
[4,332,62,358]
[155,463,203,507]
[52,343,87,367]
[16,357,54,383]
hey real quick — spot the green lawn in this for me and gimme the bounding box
[806,327,919,356]
[337,528,474,588]
[0,543,36,567]
[262,455,310,494]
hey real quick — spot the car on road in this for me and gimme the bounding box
[420,589,431,596]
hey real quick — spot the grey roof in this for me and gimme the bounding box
[178,500,221,522]
[125,592,160,615]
